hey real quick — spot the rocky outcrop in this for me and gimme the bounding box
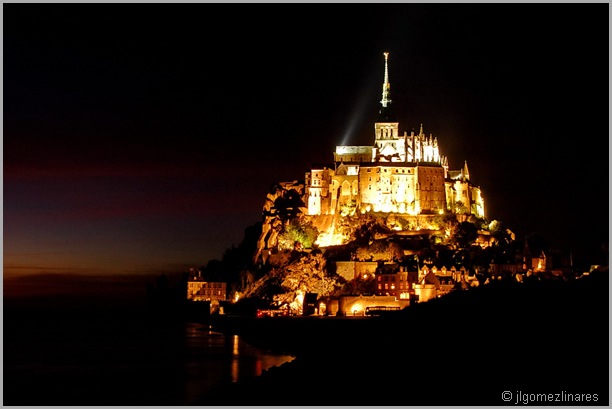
[253,181,306,264]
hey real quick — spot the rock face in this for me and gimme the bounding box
[253,181,306,264]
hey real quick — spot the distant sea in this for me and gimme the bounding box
[4,295,295,406]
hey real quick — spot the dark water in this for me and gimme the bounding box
[4,298,295,405]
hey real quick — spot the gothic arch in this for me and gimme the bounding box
[341,180,351,196]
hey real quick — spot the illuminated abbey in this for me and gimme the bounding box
[255,53,488,257]
[305,53,485,221]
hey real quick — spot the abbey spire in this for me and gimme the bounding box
[377,52,396,122]
[381,52,391,108]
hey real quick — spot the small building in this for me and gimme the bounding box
[303,292,319,316]
[375,263,418,299]
[186,269,227,313]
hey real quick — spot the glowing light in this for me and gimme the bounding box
[314,223,350,247]
[296,291,304,305]
[233,335,239,356]
[286,291,305,315]
[351,303,364,315]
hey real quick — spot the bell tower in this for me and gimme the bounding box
[374,52,403,162]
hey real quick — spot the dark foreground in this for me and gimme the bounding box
[203,272,609,406]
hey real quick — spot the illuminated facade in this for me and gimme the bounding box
[374,263,462,303]
[187,269,227,303]
[375,266,418,300]
[305,53,485,219]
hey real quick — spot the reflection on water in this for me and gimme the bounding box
[4,316,295,405]
[232,334,240,383]
[183,323,294,404]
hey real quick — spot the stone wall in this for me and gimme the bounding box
[336,294,409,316]
[335,261,379,281]
[413,283,437,303]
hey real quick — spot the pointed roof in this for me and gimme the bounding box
[377,52,396,122]
[463,161,470,180]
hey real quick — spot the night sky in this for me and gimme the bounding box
[4,3,609,295]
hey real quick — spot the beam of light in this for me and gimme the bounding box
[339,67,379,146]
[339,94,369,146]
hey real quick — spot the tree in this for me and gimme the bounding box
[453,221,478,249]
[489,220,513,245]
[455,200,468,215]
[272,188,305,221]
[277,216,319,251]
[272,253,343,312]
[347,273,377,295]
[356,239,404,262]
